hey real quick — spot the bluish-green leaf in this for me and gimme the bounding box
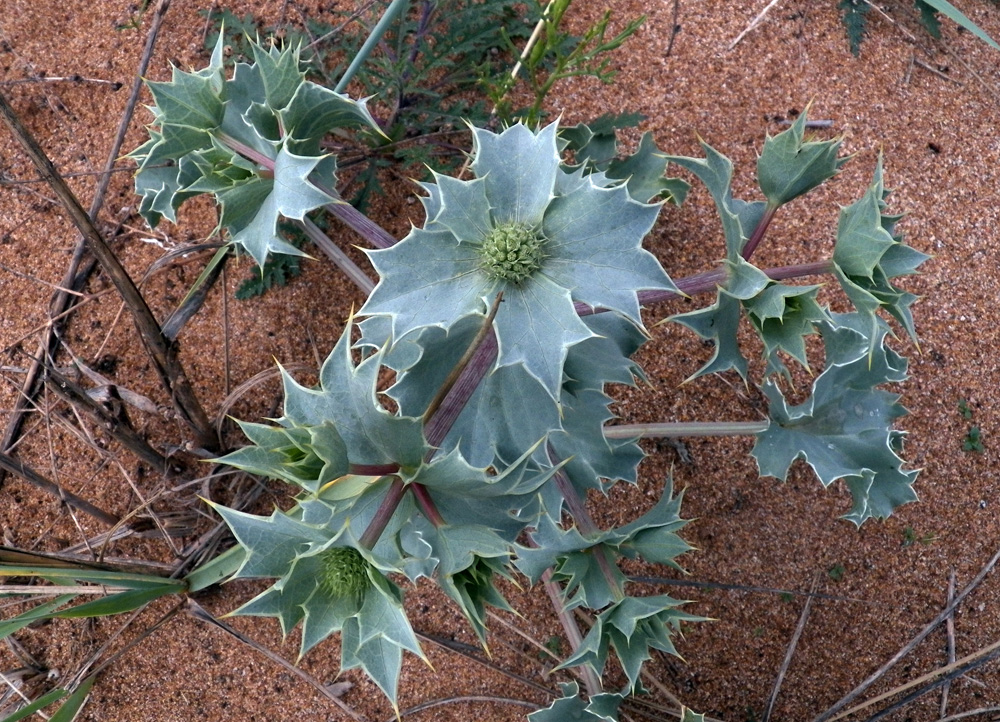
[757,111,847,207]
[752,316,918,524]
[280,321,427,469]
[528,682,624,722]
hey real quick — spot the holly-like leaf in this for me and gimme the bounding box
[833,157,929,352]
[560,595,702,692]
[517,477,691,610]
[528,682,625,722]
[279,319,427,469]
[605,131,689,204]
[667,143,763,259]
[757,111,847,207]
[217,145,334,266]
[752,315,919,524]
[215,420,348,494]
[672,288,748,381]
[132,35,379,266]
[743,283,830,375]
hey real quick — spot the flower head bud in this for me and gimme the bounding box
[480,221,545,284]
[319,546,371,599]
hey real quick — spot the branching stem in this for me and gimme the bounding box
[411,483,446,527]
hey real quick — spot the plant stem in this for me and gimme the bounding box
[423,332,499,449]
[296,217,375,294]
[322,195,398,249]
[622,258,835,311]
[217,131,400,251]
[359,475,406,550]
[741,203,778,261]
[411,483,446,527]
[603,420,768,440]
[541,567,603,697]
[334,0,411,94]
[422,292,503,427]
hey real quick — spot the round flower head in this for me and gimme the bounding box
[319,546,372,599]
[360,121,678,397]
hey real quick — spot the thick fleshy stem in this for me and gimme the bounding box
[410,483,446,527]
[422,292,503,428]
[423,331,499,449]
[358,475,406,550]
[741,203,779,261]
[357,296,503,544]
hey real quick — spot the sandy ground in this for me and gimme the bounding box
[2,0,1000,720]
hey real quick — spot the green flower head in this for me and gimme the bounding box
[360,121,678,396]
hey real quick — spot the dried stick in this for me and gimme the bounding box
[813,543,1000,722]
[186,599,368,722]
[0,451,119,527]
[0,0,194,474]
[836,638,1000,722]
[0,90,217,452]
[763,574,819,722]
[729,0,783,50]
[43,366,169,472]
[940,569,957,717]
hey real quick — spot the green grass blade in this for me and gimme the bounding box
[174,243,231,311]
[53,584,180,619]
[0,566,186,590]
[921,0,1000,49]
[0,595,75,639]
[184,543,247,592]
[1,688,68,722]
[48,675,96,722]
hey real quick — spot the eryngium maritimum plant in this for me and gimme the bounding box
[359,121,679,396]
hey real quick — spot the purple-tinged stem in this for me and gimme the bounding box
[422,293,503,429]
[742,203,779,261]
[424,332,499,449]
[574,259,836,316]
[216,132,398,251]
[350,463,400,475]
[411,483,446,527]
[541,567,603,697]
[359,475,406,550]
[297,217,375,294]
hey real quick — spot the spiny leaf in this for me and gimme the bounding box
[528,682,625,722]
[217,145,334,267]
[757,111,847,207]
[752,314,919,525]
[132,34,379,266]
[743,283,830,375]
[517,477,690,609]
[560,595,702,692]
[279,320,427,469]
[832,156,929,352]
[671,287,748,381]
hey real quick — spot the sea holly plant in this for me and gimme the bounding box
[130,33,381,267]
[125,23,930,720]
